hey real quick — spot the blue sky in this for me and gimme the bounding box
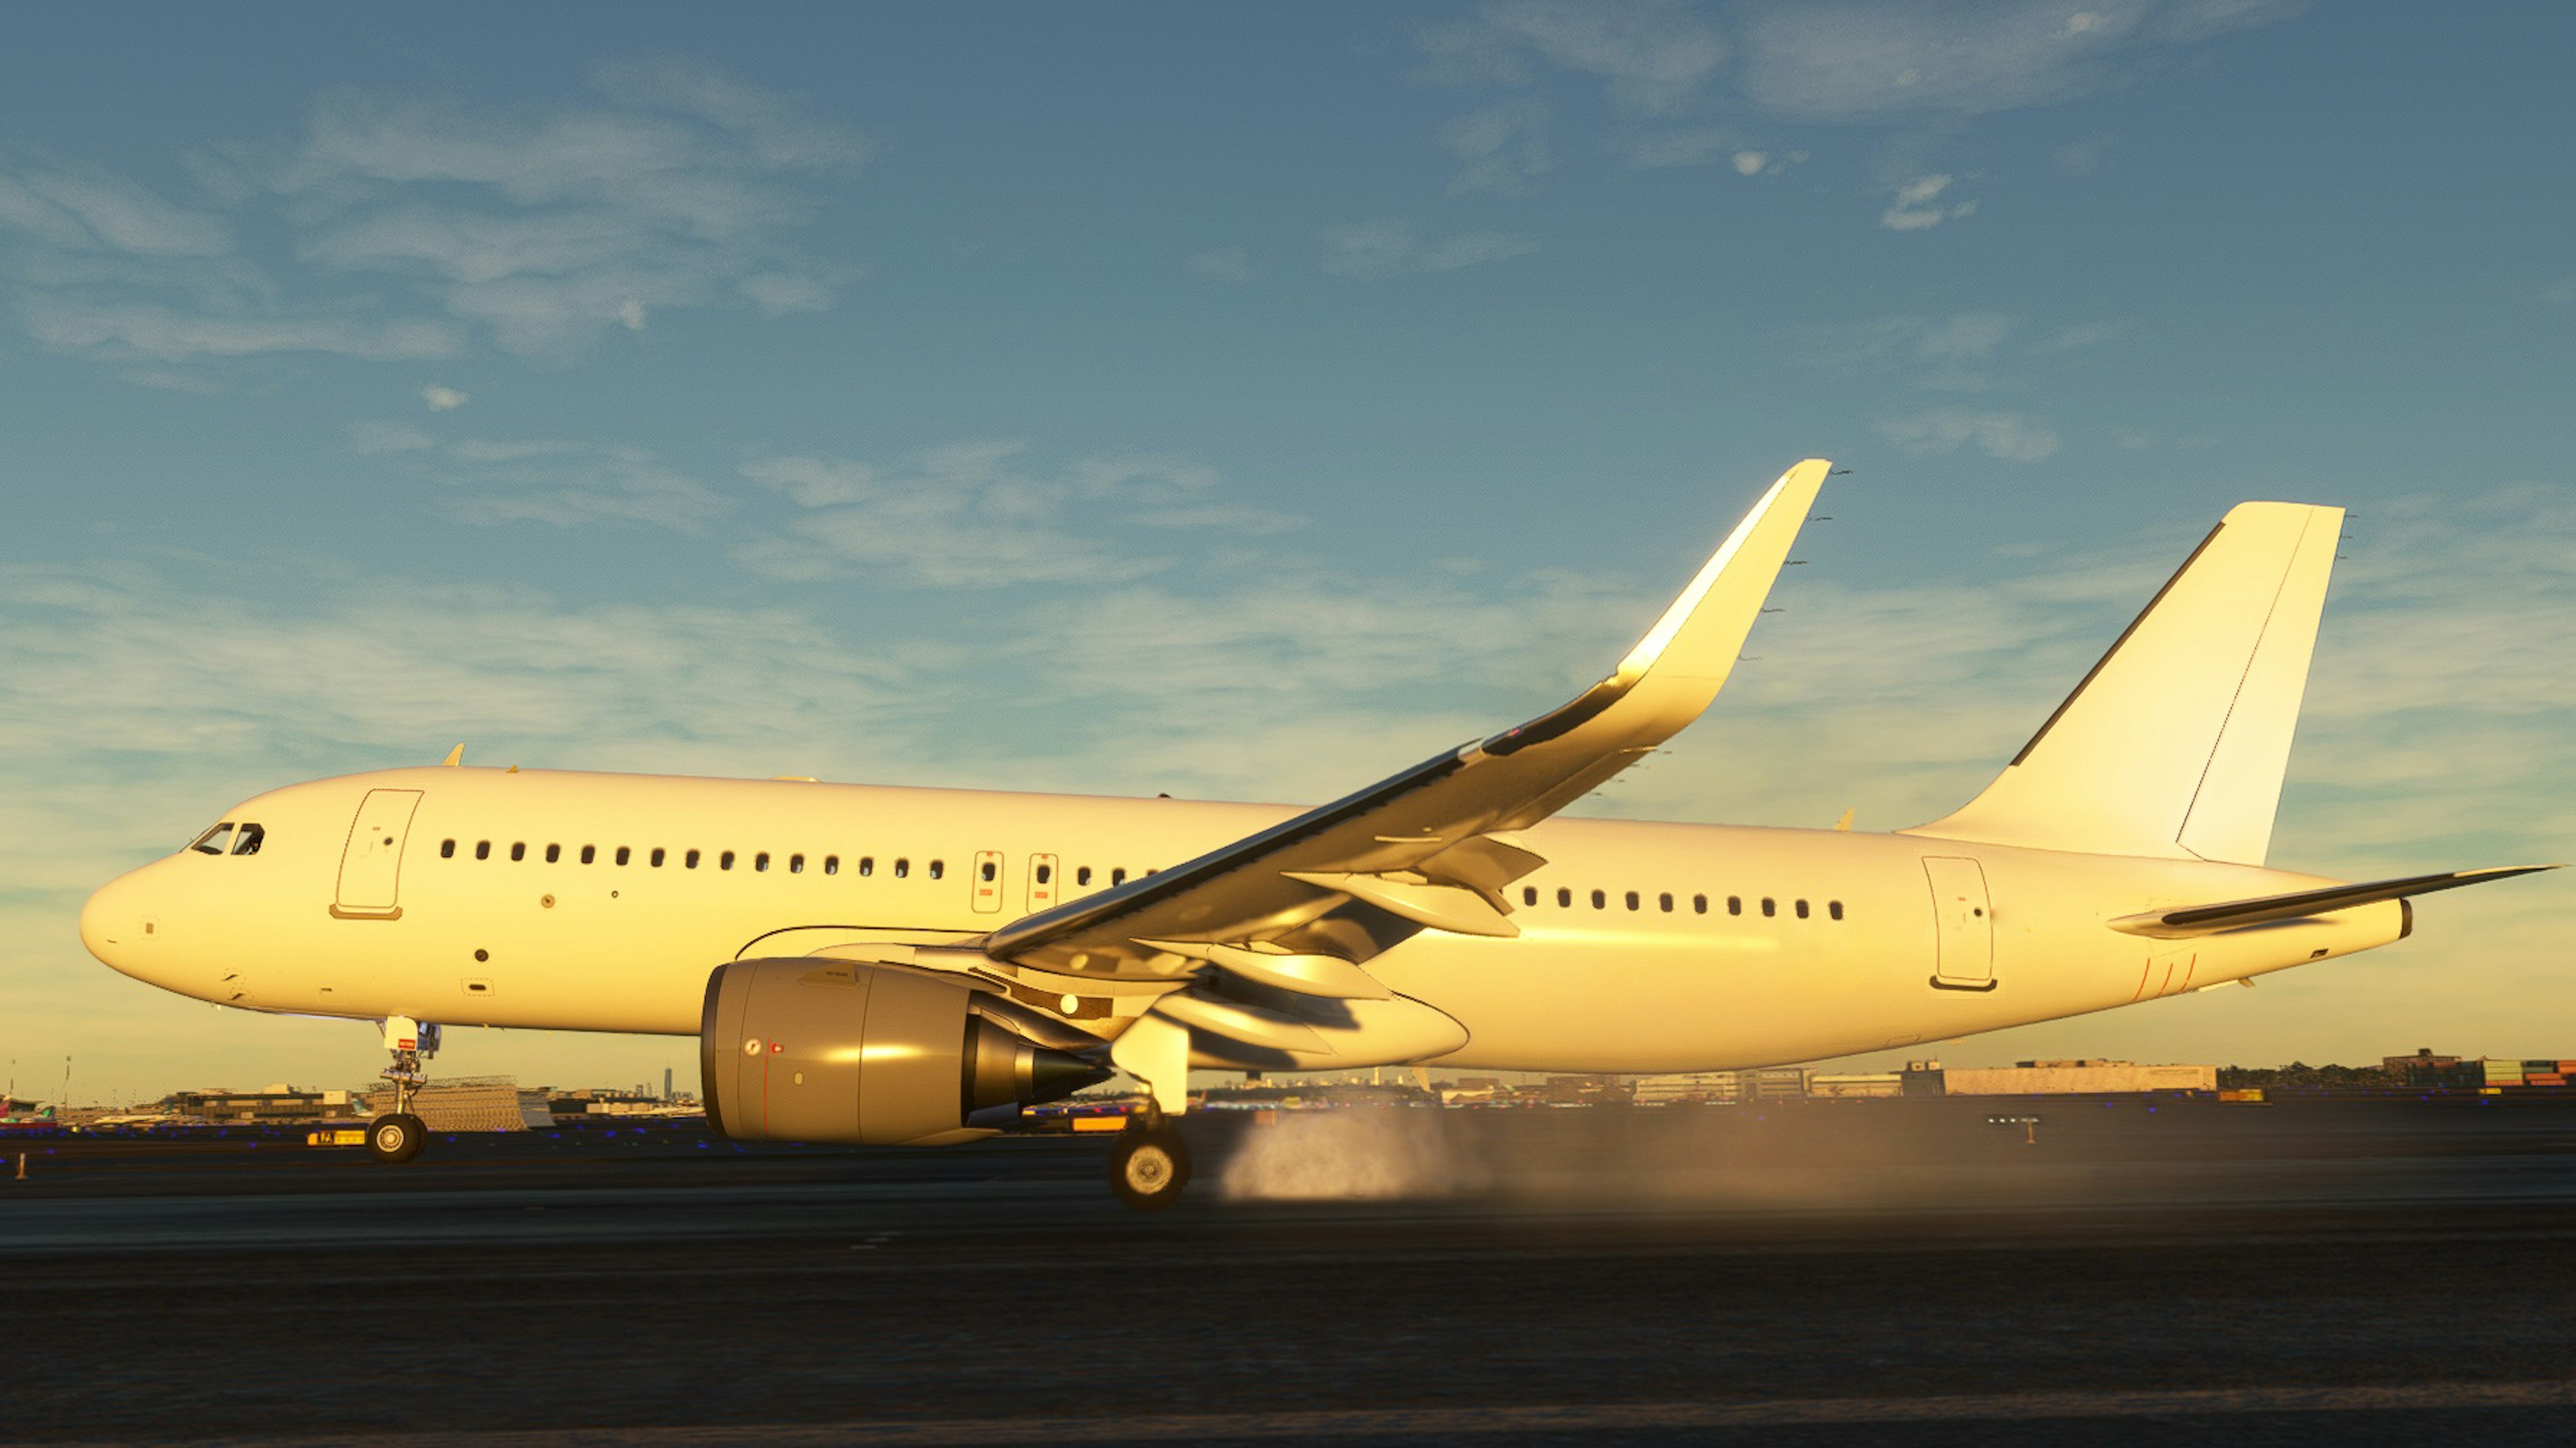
[5,1,2571,1102]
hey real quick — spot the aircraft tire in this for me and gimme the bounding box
[1108,1125,1189,1211]
[366,1113,427,1164]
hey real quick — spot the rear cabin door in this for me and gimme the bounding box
[971,849,1006,913]
[1026,852,1060,913]
[334,789,423,920]
[1923,856,1996,991]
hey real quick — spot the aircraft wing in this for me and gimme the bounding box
[979,458,1831,989]
[2108,865,2558,940]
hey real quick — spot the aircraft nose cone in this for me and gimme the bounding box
[79,871,145,974]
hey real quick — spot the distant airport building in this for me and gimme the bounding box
[1631,1068,1813,1104]
[1917,1060,2219,1096]
[358,1077,553,1131]
[162,1086,357,1125]
[2385,1048,2463,1084]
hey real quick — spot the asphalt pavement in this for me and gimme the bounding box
[6,1099,2576,1445]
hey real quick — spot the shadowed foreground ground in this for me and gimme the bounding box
[5,1099,2575,1445]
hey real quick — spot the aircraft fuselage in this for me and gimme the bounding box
[80,764,2404,1074]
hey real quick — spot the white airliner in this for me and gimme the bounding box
[80,460,2549,1207]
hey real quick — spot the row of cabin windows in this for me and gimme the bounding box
[1520,885,1845,922]
[436,839,1140,889]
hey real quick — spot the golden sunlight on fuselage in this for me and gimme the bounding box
[80,764,2406,1075]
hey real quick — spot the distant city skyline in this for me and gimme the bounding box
[6,1,2569,1098]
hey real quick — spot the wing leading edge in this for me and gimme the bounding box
[979,458,1832,985]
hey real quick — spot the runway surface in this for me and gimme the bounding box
[7,1099,2576,1445]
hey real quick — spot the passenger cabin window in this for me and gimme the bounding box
[510,842,526,862]
[858,856,873,876]
[190,824,233,855]
[616,846,631,866]
[476,841,492,860]
[545,844,561,863]
[1761,897,1776,917]
[685,849,700,869]
[1523,887,1539,906]
[894,858,910,879]
[1727,895,1741,916]
[1077,867,1093,887]
[1693,893,1707,915]
[1591,889,1606,909]
[1112,868,1128,887]
[1624,891,1640,911]
[929,859,946,881]
[441,839,456,859]
[754,852,769,873]
[1795,899,1810,920]
[788,854,804,874]
[720,850,736,871]
[580,845,595,865]
[1829,900,1844,921]
[1557,887,1572,907]
[647,848,662,867]
[823,855,839,876]
[1658,891,1672,913]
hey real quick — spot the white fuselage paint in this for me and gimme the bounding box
[80,765,2404,1074]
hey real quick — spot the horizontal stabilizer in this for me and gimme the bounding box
[2108,865,2558,940]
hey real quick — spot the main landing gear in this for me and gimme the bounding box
[368,1015,440,1165]
[1108,1109,1191,1211]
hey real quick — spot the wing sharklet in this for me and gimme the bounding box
[980,459,1829,968]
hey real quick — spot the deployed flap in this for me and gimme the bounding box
[2108,865,2557,940]
[979,459,1831,979]
[1907,501,2342,865]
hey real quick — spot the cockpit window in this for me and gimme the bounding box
[231,823,265,856]
[190,824,234,855]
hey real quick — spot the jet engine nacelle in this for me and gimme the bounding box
[700,958,1105,1146]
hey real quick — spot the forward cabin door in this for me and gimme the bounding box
[1923,856,1996,991]
[971,850,1006,913]
[334,789,423,920]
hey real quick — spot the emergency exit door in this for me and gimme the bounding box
[333,789,423,920]
[971,850,1006,913]
[1026,852,1060,913]
[1923,855,1996,991]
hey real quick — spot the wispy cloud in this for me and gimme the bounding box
[1733,0,2298,121]
[1418,0,1729,117]
[19,299,461,362]
[734,443,1296,588]
[420,383,469,410]
[1878,173,1979,231]
[1442,101,1553,196]
[1876,406,2061,461]
[435,437,731,531]
[0,60,865,376]
[2027,321,2127,353]
[0,155,231,256]
[1803,311,2016,390]
[1318,220,1540,276]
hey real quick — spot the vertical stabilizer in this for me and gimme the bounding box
[1902,501,2342,865]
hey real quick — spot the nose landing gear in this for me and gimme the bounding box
[367,1015,440,1165]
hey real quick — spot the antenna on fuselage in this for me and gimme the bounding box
[440,744,465,767]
